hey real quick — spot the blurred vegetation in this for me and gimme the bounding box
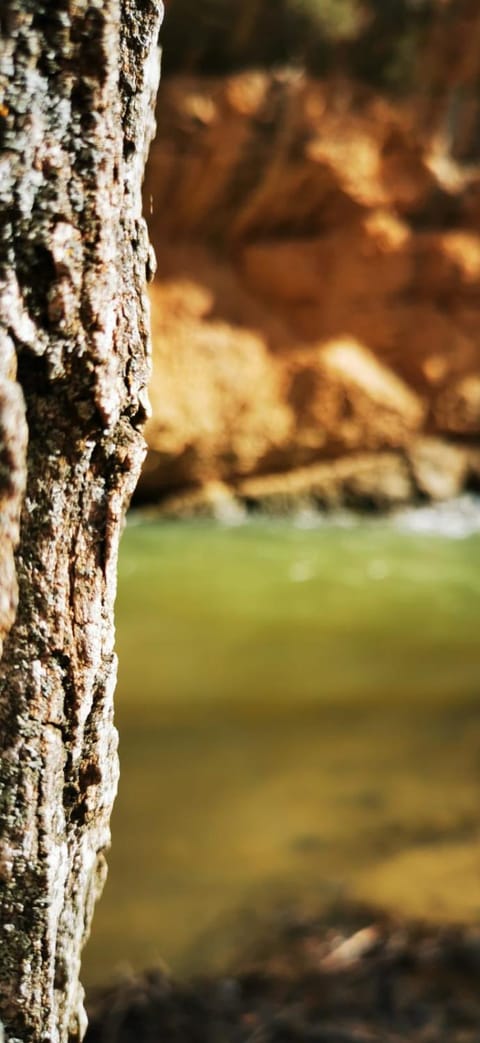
[161,0,441,92]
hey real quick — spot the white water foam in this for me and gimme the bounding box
[393,495,480,539]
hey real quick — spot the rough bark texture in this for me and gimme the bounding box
[0,2,163,1041]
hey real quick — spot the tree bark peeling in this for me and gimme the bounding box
[0,3,163,1041]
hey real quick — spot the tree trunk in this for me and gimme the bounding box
[0,3,163,1041]
[418,0,480,159]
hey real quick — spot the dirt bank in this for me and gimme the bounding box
[86,909,480,1042]
[139,72,480,514]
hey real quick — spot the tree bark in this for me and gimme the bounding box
[0,2,163,1041]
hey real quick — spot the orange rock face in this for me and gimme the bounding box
[140,72,480,510]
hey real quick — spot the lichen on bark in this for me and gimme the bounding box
[0,2,163,1041]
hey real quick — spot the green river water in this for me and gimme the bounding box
[84,509,480,985]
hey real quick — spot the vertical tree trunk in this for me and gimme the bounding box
[0,2,163,1041]
[418,0,480,160]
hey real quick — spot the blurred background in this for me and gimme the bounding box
[84,0,480,987]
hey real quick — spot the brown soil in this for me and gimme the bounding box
[86,909,480,1042]
[139,72,480,513]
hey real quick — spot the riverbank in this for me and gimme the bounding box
[86,908,480,1042]
[139,71,480,513]
[140,449,480,520]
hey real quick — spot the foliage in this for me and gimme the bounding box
[160,0,436,91]
[293,0,367,43]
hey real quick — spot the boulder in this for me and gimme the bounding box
[287,340,425,458]
[153,481,244,522]
[143,279,292,494]
[236,453,414,514]
[434,375,480,436]
[408,438,470,501]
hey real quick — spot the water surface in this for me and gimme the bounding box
[84,513,480,984]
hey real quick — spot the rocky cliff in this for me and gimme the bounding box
[139,72,480,514]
